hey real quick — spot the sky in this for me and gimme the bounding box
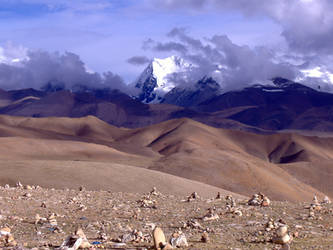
[0,0,333,91]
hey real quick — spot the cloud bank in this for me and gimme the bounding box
[142,28,297,91]
[0,44,128,92]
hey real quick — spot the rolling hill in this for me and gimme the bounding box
[0,115,332,202]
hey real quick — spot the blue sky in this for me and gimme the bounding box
[0,0,332,91]
[0,0,282,82]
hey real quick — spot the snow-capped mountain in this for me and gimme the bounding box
[162,76,221,107]
[133,55,223,105]
[134,56,193,103]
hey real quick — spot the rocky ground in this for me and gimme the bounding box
[0,184,332,249]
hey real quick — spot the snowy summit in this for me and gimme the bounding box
[134,55,192,103]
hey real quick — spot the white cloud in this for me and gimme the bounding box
[0,43,127,91]
[0,42,28,65]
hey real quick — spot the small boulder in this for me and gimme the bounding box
[170,233,188,248]
[323,196,331,204]
[272,225,291,245]
[152,227,167,250]
[201,232,209,243]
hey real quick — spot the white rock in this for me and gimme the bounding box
[171,234,188,248]
[276,225,288,237]
[323,196,331,204]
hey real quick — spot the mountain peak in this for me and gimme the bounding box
[271,77,294,87]
[134,55,192,103]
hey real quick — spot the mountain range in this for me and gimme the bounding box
[1,56,333,132]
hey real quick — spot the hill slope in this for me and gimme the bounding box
[0,115,332,201]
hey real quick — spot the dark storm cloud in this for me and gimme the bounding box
[0,50,127,91]
[127,56,151,66]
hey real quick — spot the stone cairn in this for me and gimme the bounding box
[248,192,271,207]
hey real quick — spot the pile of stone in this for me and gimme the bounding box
[308,195,323,219]
[265,218,281,232]
[150,187,162,196]
[272,224,292,246]
[120,229,150,243]
[183,219,203,230]
[137,194,157,209]
[170,230,188,248]
[35,213,62,233]
[58,228,91,250]
[202,208,219,222]
[48,213,58,227]
[248,192,271,207]
[0,227,17,247]
[222,195,242,217]
[225,195,236,208]
[187,192,199,202]
[323,195,331,204]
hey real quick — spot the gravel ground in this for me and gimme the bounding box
[0,185,332,249]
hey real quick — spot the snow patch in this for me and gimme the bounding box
[262,89,285,92]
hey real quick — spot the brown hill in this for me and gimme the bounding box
[0,115,332,202]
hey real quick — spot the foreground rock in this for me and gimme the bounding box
[58,228,91,249]
[152,226,172,250]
